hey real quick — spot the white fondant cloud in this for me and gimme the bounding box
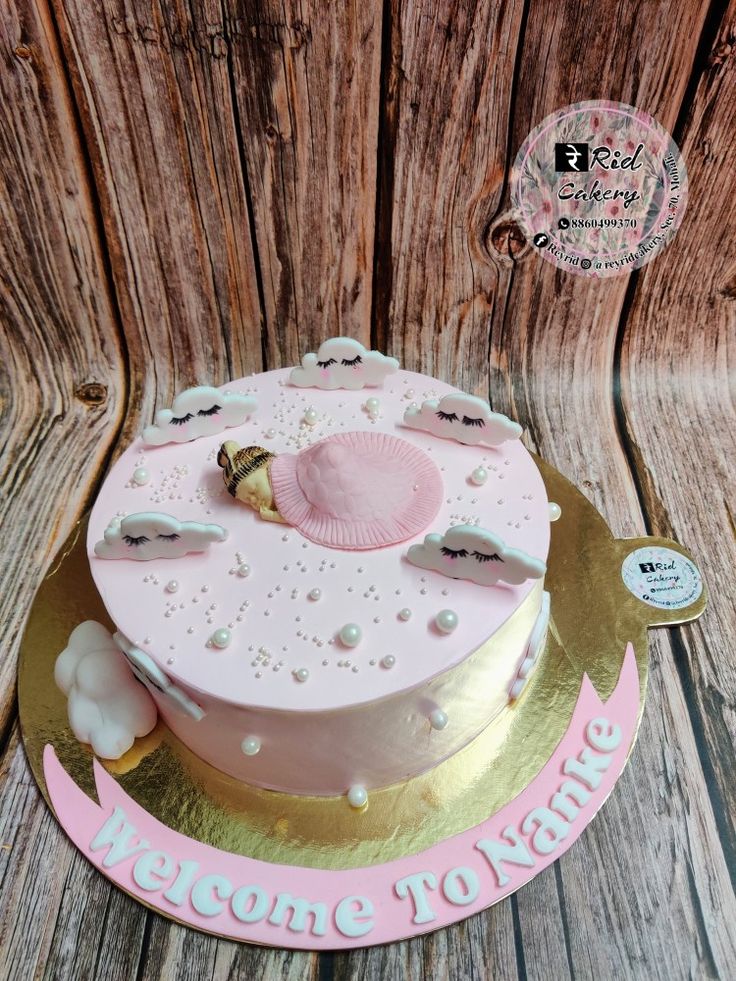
[403,392,522,446]
[54,620,158,759]
[407,524,546,586]
[142,386,257,446]
[289,337,399,390]
[114,632,205,720]
[94,512,227,561]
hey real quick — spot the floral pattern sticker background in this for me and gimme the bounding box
[511,100,687,277]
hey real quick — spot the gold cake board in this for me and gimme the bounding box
[18,457,705,871]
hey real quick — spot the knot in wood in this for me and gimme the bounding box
[75,382,108,406]
[14,45,32,60]
[486,216,527,261]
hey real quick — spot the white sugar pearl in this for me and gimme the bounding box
[549,502,562,521]
[266,427,277,438]
[347,784,368,809]
[237,563,251,577]
[165,580,179,593]
[241,736,261,756]
[404,389,414,399]
[364,397,380,411]
[398,608,412,622]
[308,587,322,601]
[294,667,309,682]
[429,709,449,730]
[381,654,396,669]
[470,466,488,486]
[368,410,379,421]
[304,408,318,426]
[339,623,362,647]
[435,609,458,634]
[211,628,231,649]
[133,467,150,486]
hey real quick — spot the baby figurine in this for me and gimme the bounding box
[217,441,285,523]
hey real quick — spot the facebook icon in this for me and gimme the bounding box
[554,142,589,172]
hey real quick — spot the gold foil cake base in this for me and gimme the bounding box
[18,458,705,871]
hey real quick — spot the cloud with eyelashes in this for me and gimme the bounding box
[406,524,546,586]
[403,392,522,446]
[93,512,227,561]
[289,337,399,390]
[54,620,158,759]
[142,386,257,446]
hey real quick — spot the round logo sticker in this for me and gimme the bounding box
[621,546,702,610]
[512,100,687,277]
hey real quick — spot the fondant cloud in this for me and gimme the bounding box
[289,337,399,390]
[114,632,204,720]
[142,386,257,446]
[407,524,546,586]
[403,392,522,446]
[54,620,158,759]
[94,512,227,561]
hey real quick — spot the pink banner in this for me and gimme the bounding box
[44,644,640,949]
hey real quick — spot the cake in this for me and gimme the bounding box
[57,338,554,806]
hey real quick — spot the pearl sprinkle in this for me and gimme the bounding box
[347,785,368,809]
[308,588,322,601]
[237,564,251,577]
[294,667,310,682]
[435,609,459,634]
[398,608,412,621]
[549,502,562,521]
[165,580,179,593]
[133,467,150,486]
[211,628,231,649]
[304,407,318,426]
[381,654,396,669]
[241,736,261,756]
[339,623,362,647]
[470,466,488,486]
[429,709,449,730]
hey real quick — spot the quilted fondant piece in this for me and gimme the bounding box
[270,431,443,549]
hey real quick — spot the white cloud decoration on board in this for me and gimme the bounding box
[114,632,205,720]
[94,512,227,561]
[289,337,399,390]
[142,386,257,446]
[403,392,522,446]
[54,620,158,759]
[406,524,546,586]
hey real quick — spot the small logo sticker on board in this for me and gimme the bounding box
[621,546,702,610]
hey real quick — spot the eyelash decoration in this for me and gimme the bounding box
[462,415,486,428]
[123,535,150,547]
[197,404,221,417]
[341,355,363,366]
[157,533,181,542]
[436,410,459,423]
[317,358,337,368]
[440,546,469,558]
[170,413,194,426]
[472,551,502,563]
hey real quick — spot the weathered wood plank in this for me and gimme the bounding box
[51,0,266,427]
[619,0,736,884]
[0,0,125,740]
[224,0,383,366]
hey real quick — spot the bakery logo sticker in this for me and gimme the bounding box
[512,101,687,277]
[621,546,703,610]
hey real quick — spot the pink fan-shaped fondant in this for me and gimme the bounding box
[270,431,443,549]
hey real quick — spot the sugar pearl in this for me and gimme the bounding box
[364,397,380,411]
[435,609,459,634]
[237,563,251,577]
[470,466,488,486]
[304,408,318,426]
[165,580,179,593]
[347,784,368,809]
[294,667,309,682]
[398,608,412,621]
[241,736,261,756]
[308,587,322,601]
[266,427,277,438]
[133,467,150,486]
[211,627,231,649]
[381,654,396,669]
[429,709,449,730]
[549,502,562,521]
[339,623,362,647]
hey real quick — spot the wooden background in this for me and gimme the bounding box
[1,0,734,977]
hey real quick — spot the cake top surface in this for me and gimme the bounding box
[88,368,550,712]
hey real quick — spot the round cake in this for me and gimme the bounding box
[84,351,552,799]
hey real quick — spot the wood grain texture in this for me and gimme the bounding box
[0,0,735,977]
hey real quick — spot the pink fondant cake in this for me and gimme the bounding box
[72,343,553,804]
